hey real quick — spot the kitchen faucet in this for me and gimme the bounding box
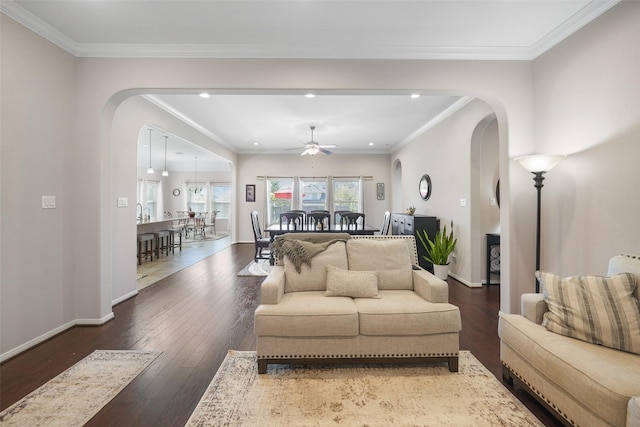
[136,203,143,223]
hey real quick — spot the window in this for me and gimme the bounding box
[267,178,293,225]
[211,183,231,218]
[266,176,363,225]
[187,184,207,213]
[333,178,361,212]
[300,178,327,212]
[145,180,159,221]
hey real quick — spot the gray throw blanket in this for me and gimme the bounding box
[272,233,351,273]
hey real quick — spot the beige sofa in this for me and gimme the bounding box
[254,234,461,374]
[499,254,640,427]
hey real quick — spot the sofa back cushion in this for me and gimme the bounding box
[608,253,640,300]
[284,241,348,292]
[346,239,413,290]
[536,270,640,355]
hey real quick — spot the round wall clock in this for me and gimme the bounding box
[172,188,181,196]
[419,174,432,201]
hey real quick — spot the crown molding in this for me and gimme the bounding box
[1,0,78,56]
[2,0,620,61]
[530,0,620,59]
[141,95,235,152]
[75,43,535,61]
[394,97,475,151]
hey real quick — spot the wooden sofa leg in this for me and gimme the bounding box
[502,364,514,385]
[257,360,268,374]
[448,357,459,372]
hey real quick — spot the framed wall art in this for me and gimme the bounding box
[246,184,256,202]
[376,183,385,200]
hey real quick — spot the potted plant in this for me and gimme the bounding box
[417,221,457,280]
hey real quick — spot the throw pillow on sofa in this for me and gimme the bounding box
[284,242,348,293]
[325,265,380,298]
[536,271,640,355]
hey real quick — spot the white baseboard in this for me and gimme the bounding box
[448,272,482,288]
[76,312,115,325]
[112,290,138,306]
[1,319,75,362]
[1,312,115,362]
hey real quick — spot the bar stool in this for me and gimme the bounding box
[163,229,182,253]
[137,233,154,265]
[153,231,170,258]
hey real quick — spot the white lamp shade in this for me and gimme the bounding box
[515,154,565,173]
[162,170,169,177]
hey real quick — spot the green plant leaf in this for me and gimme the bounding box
[417,221,457,266]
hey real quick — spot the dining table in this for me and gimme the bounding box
[264,223,380,264]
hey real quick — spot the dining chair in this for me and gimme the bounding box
[334,210,351,226]
[206,210,219,236]
[280,211,304,230]
[341,212,366,230]
[251,210,271,262]
[380,211,391,235]
[307,211,331,231]
[288,210,307,224]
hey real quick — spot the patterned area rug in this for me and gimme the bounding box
[185,350,543,427]
[0,350,161,426]
[237,259,274,277]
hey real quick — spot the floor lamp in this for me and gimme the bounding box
[515,154,565,292]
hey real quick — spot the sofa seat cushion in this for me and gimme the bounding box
[284,242,348,293]
[500,313,640,427]
[346,239,413,290]
[255,291,358,337]
[354,290,462,336]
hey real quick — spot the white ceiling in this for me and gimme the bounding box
[2,0,618,165]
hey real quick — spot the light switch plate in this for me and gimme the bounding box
[117,197,128,207]
[459,198,467,207]
[42,195,56,209]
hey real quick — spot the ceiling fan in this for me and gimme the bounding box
[294,126,337,156]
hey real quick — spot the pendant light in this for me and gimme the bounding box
[193,156,199,193]
[162,135,169,177]
[146,128,155,174]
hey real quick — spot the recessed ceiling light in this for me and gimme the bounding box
[304,93,316,99]
[410,93,421,99]
[199,92,211,99]
[253,142,259,146]
[369,142,375,146]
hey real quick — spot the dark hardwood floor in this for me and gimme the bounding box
[1,243,562,426]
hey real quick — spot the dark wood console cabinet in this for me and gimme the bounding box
[391,213,439,271]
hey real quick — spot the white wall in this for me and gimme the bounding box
[8,3,639,358]
[236,153,391,243]
[472,117,500,285]
[392,99,496,286]
[1,15,77,356]
[110,96,235,305]
[530,1,640,276]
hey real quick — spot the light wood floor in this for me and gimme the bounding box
[1,242,562,426]
[136,234,231,289]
